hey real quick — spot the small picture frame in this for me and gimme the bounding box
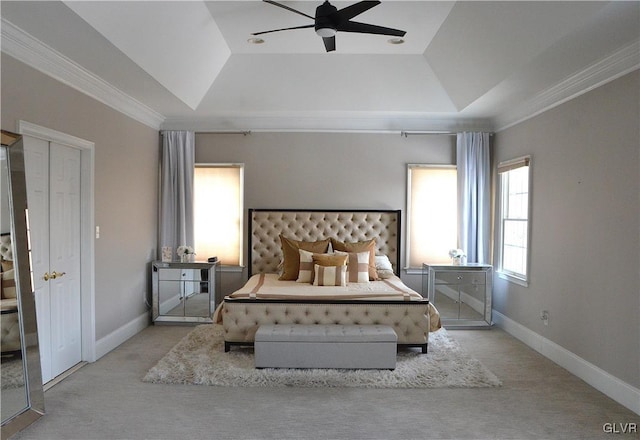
[161,247,172,262]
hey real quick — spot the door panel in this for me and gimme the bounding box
[49,143,81,375]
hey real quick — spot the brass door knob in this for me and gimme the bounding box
[43,271,66,281]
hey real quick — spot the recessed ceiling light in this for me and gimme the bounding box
[247,37,265,44]
[387,38,405,45]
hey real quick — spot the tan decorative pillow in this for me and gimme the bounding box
[1,259,13,272]
[297,251,348,283]
[1,269,16,299]
[312,253,348,267]
[313,264,347,287]
[339,251,370,283]
[330,238,378,280]
[279,235,330,281]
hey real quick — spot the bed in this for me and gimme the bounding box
[214,209,440,353]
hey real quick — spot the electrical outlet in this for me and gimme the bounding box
[540,310,549,326]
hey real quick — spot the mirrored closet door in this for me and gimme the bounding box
[1,130,45,438]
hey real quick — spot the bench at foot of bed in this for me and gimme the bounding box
[253,324,398,369]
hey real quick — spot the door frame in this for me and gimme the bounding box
[17,120,96,363]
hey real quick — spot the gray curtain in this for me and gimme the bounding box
[456,132,491,264]
[159,130,195,259]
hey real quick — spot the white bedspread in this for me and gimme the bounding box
[226,273,425,301]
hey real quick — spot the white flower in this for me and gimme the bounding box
[177,245,195,256]
[448,248,466,258]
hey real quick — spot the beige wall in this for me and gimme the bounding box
[1,54,159,341]
[195,131,456,293]
[493,71,640,388]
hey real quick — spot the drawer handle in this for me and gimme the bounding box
[457,276,463,280]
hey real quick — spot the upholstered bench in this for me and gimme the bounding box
[254,324,397,369]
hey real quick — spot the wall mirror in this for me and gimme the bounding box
[1,130,44,438]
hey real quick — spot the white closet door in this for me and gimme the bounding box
[48,142,82,377]
[24,138,82,383]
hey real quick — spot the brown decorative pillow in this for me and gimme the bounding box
[312,253,348,267]
[330,238,378,280]
[279,235,330,281]
[1,259,13,272]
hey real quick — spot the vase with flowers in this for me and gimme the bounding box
[448,248,466,266]
[177,245,196,263]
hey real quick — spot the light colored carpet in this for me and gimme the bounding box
[1,357,25,389]
[143,324,502,388]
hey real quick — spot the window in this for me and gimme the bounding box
[194,164,244,266]
[406,165,457,268]
[497,156,531,285]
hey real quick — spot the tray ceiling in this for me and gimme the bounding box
[1,1,639,132]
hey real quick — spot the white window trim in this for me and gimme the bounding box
[194,163,245,268]
[496,155,532,287]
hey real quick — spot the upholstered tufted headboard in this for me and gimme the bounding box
[248,209,401,277]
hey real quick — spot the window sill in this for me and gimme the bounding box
[497,271,528,287]
[403,268,424,275]
[219,265,244,273]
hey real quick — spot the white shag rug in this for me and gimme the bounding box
[1,357,26,390]
[143,325,501,388]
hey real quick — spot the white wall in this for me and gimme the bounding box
[1,54,159,343]
[493,71,640,390]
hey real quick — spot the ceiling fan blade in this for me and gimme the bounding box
[323,36,336,52]
[262,0,314,20]
[337,20,406,37]
[336,1,380,21]
[252,24,315,36]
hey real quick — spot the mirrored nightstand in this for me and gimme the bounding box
[423,263,492,329]
[152,261,219,324]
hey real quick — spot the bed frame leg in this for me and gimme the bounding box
[422,343,428,354]
[224,342,230,352]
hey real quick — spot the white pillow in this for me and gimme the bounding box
[375,255,393,270]
[375,255,394,279]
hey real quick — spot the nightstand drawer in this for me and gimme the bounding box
[434,271,486,285]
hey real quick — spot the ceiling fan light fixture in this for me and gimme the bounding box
[315,27,337,38]
[387,38,404,45]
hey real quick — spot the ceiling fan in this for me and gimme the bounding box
[252,0,406,52]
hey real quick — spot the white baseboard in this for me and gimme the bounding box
[95,312,150,360]
[493,310,640,416]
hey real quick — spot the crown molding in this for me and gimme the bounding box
[494,39,640,132]
[1,18,165,130]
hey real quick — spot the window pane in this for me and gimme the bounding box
[503,219,527,275]
[194,166,243,265]
[499,160,530,280]
[408,166,457,267]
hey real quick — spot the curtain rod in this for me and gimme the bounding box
[160,130,251,136]
[401,131,494,137]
